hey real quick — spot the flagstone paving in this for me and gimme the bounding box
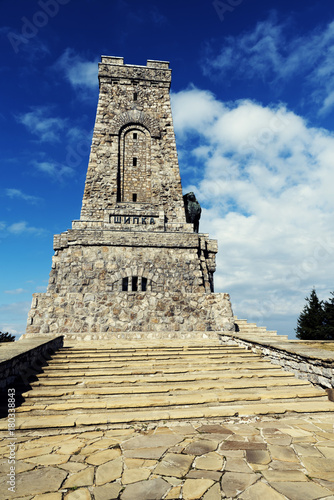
[1,416,334,499]
[1,338,334,498]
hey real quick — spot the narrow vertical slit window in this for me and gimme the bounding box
[133,157,137,166]
[133,133,137,140]
[132,276,138,292]
[141,277,147,291]
[122,277,128,291]
[132,193,137,202]
[133,92,137,101]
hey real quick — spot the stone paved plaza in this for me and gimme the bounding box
[1,412,334,499]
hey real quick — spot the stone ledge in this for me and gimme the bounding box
[219,332,334,390]
[0,336,63,390]
[22,331,223,342]
[53,228,214,251]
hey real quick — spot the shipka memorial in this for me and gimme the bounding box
[26,56,235,339]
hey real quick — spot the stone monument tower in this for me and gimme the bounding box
[26,56,234,339]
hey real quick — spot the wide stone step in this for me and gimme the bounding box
[238,330,281,336]
[4,400,334,430]
[64,339,222,347]
[30,369,296,387]
[45,353,265,370]
[16,386,328,414]
[236,328,282,336]
[52,349,251,360]
[38,363,282,378]
[22,376,312,399]
[234,317,279,336]
[43,358,270,370]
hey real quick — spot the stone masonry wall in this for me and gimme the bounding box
[220,333,334,390]
[80,57,186,224]
[0,336,63,390]
[48,245,205,294]
[48,230,217,295]
[26,292,235,336]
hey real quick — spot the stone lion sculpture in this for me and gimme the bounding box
[183,192,202,233]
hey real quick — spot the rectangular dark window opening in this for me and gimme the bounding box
[132,276,138,292]
[122,277,128,291]
[141,277,147,292]
[133,92,138,101]
[132,193,137,202]
[133,157,137,166]
[133,133,137,140]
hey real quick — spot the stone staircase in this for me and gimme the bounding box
[7,337,333,431]
[234,317,287,338]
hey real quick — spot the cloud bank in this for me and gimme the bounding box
[172,88,334,336]
[203,17,334,115]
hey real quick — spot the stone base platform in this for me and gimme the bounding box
[25,292,235,336]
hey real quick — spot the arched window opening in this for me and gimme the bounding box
[118,125,151,203]
[132,276,138,291]
[122,277,128,291]
[115,275,155,292]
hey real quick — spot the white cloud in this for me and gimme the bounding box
[173,87,334,337]
[203,17,334,115]
[33,161,74,180]
[0,301,31,338]
[4,288,26,295]
[6,188,41,204]
[171,87,224,137]
[55,49,99,90]
[7,221,45,235]
[18,106,67,142]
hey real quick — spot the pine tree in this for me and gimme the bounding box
[322,292,334,340]
[0,331,15,342]
[295,289,325,340]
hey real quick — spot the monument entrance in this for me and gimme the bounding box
[26,57,234,339]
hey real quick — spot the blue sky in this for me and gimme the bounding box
[1,0,334,339]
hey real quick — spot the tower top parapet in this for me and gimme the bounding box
[99,56,171,87]
[100,56,170,68]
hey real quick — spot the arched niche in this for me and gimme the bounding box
[117,124,152,203]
